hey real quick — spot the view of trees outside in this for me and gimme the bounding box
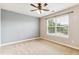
[56,25,68,35]
[48,14,69,36]
[48,20,55,33]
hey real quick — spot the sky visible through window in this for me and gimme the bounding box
[55,14,69,25]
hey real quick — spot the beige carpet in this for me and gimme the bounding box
[0,39,79,55]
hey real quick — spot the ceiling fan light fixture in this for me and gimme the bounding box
[36,10,43,14]
[30,3,50,14]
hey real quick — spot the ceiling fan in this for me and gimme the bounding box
[30,3,50,14]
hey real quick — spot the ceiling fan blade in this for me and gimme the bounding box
[42,9,49,11]
[30,9,37,11]
[44,3,48,6]
[30,4,37,8]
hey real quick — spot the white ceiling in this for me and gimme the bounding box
[0,3,78,17]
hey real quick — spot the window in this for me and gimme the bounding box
[47,14,69,38]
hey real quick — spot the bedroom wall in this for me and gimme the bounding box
[40,5,79,49]
[1,9,40,44]
[0,8,1,44]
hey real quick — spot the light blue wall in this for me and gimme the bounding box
[1,9,40,44]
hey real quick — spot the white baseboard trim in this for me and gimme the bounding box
[40,37,79,50]
[0,37,40,47]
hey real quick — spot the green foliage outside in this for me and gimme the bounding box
[48,21,68,35]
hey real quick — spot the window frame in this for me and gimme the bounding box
[47,14,69,38]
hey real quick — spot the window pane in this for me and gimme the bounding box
[62,26,68,35]
[48,19,55,27]
[47,14,69,37]
[56,26,68,35]
[48,27,55,33]
[56,14,69,27]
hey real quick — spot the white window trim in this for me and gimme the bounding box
[47,14,69,38]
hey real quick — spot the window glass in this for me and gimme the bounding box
[47,14,69,38]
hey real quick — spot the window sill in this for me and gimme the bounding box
[47,33,69,39]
